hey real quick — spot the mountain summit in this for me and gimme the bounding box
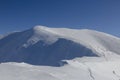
[0,26,120,66]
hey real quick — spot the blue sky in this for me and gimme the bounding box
[0,0,120,37]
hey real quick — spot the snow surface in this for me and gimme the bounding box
[0,26,120,65]
[14,26,120,55]
[0,25,120,80]
[28,26,120,56]
[1,59,120,80]
[24,26,120,58]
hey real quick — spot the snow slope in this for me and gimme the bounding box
[25,25,120,57]
[0,25,120,66]
[1,59,120,80]
[0,25,120,80]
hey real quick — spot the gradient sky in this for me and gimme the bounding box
[0,0,120,37]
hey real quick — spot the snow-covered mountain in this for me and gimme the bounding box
[0,25,120,80]
[0,25,120,66]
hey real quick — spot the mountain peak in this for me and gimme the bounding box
[0,26,120,66]
[32,25,57,34]
[33,25,50,31]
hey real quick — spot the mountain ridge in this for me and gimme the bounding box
[0,25,120,66]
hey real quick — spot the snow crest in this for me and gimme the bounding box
[0,25,120,66]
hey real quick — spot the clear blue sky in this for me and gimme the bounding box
[0,0,120,37]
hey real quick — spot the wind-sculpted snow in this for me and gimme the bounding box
[0,34,97,66]
[0,25,120,66]
[0,26,120,80]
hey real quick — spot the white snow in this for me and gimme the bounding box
[23,26,59,47]
[1,25,120,59]
[24,26,120,57]
[0,25,120,80]
[1,58,120,80]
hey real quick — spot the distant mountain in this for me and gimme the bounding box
[0,26,120,66]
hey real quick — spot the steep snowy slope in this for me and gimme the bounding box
[0,26,120,80]
[26,26,120,57]
[0,25,120,66]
